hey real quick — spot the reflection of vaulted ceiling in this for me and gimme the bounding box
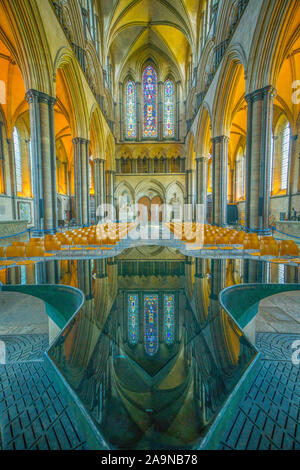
[98,0,203,82]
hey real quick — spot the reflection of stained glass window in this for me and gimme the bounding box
[164,80,175,138]
[128,294,139,345]
[144,294,159,356]
[143,65,157,138]
[126,81,137,138]
[164,294,175,345]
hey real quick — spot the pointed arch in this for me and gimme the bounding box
[163,79,175,138]
[142,63,158,138]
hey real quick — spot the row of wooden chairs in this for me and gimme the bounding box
[166,223,299,256]
[0,223,137,258]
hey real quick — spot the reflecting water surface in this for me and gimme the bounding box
[1,247,299,449]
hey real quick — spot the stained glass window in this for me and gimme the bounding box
[164,294,175,345]
[144,294,159,356]
[13,127,22,193]
[281,122,290,191]
[164,80,175,138]
[128,294,139,345]
[126,80,137,139]
[143,65,157,138]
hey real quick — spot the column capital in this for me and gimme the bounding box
[211,135,229,144]
[25,89,56,106]
[245,86,277,104]
[93,157,105,163]
[196,155,210,162]
[72,137,90,145]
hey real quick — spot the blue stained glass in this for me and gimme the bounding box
[126,81,137,138]
[164,294,175,345]
[164,80,175,138]
[144,294,159,356]
[143,65,157,138]
[128,294,139,345]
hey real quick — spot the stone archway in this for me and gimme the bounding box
[151,196,163,223]
[138,195,164,223]
[138,196,151,222]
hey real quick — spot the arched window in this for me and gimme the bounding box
[125,80,137,139]
[280,122,290,191]
[13,127,22,193]
[164,80,175,138]
[0,123,5,193]
[270,134,274,193]
[235,147,245,200]
[128,294,139,346]
[143,65,158,138]
[89,162,93,191]
[144,294,159,356]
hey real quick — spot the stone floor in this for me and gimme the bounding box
[0,361,88,450]
[257,291,300,334]
[0,292,48,335]
[219,332,300,450]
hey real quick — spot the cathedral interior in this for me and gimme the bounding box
[0,0,299,452]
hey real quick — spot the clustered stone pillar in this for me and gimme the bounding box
[106,169,115,207]
[196,155,209,221]
[73,138,90,226]
[211,135,229,226]
[186,169,195,220]
[93,157,106,217]
[26,90,57,233]
[245,86,275,234]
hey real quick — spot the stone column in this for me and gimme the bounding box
[211,135,229,226]
[106,170,115,207]
[93,158,101,216]
[196,155,209,221]
[72,138,90,226]
[186,169,195,220]
[131,159,137,174]
[26,90,57,233]
[245,86,275,234]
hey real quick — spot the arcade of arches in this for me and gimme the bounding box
[0,1,299,234]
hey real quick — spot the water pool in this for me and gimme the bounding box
[0,245,299,449]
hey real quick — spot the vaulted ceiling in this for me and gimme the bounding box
[97,0,204,85]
